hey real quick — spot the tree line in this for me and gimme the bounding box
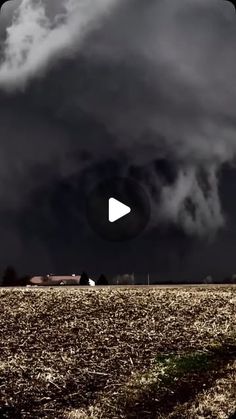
[1,267,236,286]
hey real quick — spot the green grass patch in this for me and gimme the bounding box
[117,345,236,418]
[155,351,214,379]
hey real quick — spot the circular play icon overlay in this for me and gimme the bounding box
[86,177,150,241]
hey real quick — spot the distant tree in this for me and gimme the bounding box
[223,276,232,284]
[18,275,31,286]
[231,274,236,284]
[79,271,90,286]
[113,273,134,285]
[2,266,18,286]
[203,275,213,284]
[97,274,109,286]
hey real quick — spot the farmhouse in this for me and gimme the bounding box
[30,275,95,286]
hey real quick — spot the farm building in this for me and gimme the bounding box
[30,275,95,286]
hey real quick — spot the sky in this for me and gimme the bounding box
[0,0,236,281]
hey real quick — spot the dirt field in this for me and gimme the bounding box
[0,286,235,419]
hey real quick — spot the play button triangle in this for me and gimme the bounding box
[109,197,131,223]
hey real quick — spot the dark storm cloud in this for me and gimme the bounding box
[0,0,236,276]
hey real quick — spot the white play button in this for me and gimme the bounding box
[109,197,131,223]
[87,177,150,240]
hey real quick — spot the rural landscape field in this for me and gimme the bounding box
[0,286,235,419]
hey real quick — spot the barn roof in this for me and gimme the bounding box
[30,275,81,285]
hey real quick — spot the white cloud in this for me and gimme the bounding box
[159,166,224,236]
[0,0,120,89]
